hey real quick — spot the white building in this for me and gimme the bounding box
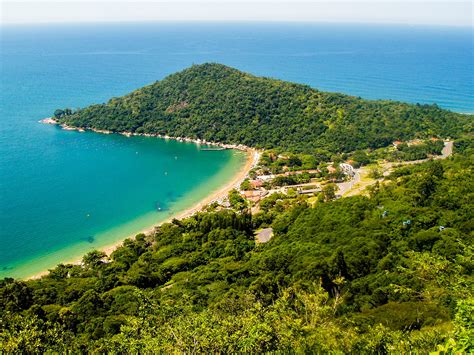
[256,174,275,181]
[339,163,355,177]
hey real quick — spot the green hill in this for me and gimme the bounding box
[55,63,471,153]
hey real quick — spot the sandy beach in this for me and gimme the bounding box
[27,145,259,280]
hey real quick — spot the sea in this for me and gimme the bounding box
[0,22,472,278]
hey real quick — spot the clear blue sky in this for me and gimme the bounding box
[1,0,472,27]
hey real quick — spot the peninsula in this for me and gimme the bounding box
[52,63,469,154]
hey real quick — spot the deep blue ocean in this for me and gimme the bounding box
[0,22,473,278]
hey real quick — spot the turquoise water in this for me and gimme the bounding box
[0,23,473,278]
[0,127,246,278]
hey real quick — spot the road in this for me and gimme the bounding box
[258,142,453,199]
[338,141,453,197]
[440,140,453,158]
[337,170,361,196]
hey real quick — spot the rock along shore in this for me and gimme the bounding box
[40,117,249,151]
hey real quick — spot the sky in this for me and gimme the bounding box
[1,0,472,27]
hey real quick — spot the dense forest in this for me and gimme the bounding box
[1,147,472,352]
[55,63,471,153]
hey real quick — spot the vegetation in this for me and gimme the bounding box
[392,139,445,161]
[257,151,323,174]
[55,63,471,153]
[1,153,472,352]
[255,139,446,180]
[270,173,312,187]
[3,64,471,352]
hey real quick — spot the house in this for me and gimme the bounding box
[250,179,264,189]
[297,188,321,195]
[221,200,231,209]
[407,139,423,146]
[256,174,275,181]
[327,165,337,174]
[241,190,269,203]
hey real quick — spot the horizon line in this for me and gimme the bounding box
[1,19,472,29]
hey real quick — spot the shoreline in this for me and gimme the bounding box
[40,117,249,151]
[27,120,259,280]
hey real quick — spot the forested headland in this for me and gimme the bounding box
[54,63,471,153]
[1,64,472,352]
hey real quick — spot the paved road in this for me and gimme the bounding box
[337,170,361,196]
[338,141,453,196]
[383,140,453,169]
[440,140,453,158]
[263,142,453,199]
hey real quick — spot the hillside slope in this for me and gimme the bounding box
[56,63,471,153]
[1,152,473,352]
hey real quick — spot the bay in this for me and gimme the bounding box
[0,22,472,278]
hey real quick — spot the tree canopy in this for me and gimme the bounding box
[1,153,472,352]
[56,63,472,153]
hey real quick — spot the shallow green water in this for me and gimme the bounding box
[0,127,246,279]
